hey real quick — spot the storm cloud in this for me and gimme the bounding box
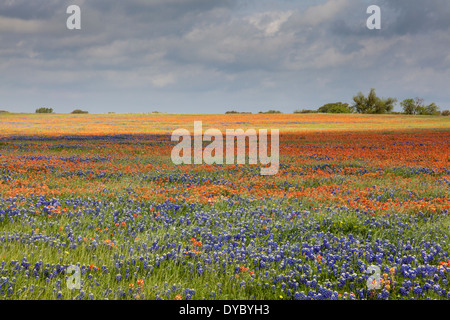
[0,0,449,113]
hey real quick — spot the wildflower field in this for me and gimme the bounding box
[0,113,449,300]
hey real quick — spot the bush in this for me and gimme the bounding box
[35,107,53,114]
[441,110,449,116]
[225,111,252,114]
[258,110,282,114]
[71,109,88,114]
[318,102,353,114]
[0,110,9,113]
[293,109,317,114]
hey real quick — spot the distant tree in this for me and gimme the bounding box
[441,110,450,116]
[419,102,439,115]
[413,98,425,115]
[259,110,282,114]
[225,111,252,114]
[402,97,440,115]
[293,109,317,114]
[36,107,53,114]
[318,102,353,113]
[0,110,9,113]
[71,109,88,114]
[352,88,396,114]
[400,98,416,115]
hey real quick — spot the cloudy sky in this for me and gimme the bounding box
[1,0,449,113]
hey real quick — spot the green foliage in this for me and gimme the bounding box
[401,97,439,115]
[417,102,440,115]
[318,102,353,114]
[441,110,450,116]
[35,107,53,114]
[293,109,318,114]
[258,110,282,114]
[71,109,89,114]
[352,88,397,114]
[400,98,416,115]
[225,111,252,114]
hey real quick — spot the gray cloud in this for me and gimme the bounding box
[382,0,450,35]
[0,0,63,20]
[0,0,449,113]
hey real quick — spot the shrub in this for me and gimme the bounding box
[293,109,317,114]
[35,107,53,114]
[258,110,282,114]
[71,109,88,114]
[225,111,252,114]
[0,110,9,113]
[441,110,450,116]
[318,102,353,114]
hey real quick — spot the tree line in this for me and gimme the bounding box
[34,108,88,114]
[294,88,447,115]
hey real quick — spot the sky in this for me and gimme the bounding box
[0,0,449,114]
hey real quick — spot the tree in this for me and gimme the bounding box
[352,88,397,114]
[318,102,353,113]
[225,111,252,114]
[401,97,440,115]
[35,107,53,114]
[420,102,439,115]
[293,109,317,114]
[400,98,416,114]
[258,110,282,114]
[71,109,88,114]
